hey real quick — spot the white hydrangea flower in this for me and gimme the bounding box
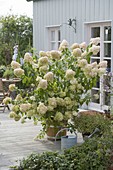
[71,43,80,50]
[72,111,78,116]
[59,39,69,51]
[78,59,88,68]
[44,72,54,82]
[98,68,106,76]
[11,105,19,112]
[30,96,35,101]
[15,94,22,101]
[56,97,65,106]
[38,79,48,90]
[64,97,72,105]
[99,61,107,68]
[65,111,72,119]
[20,103,31,112]
[11,61,21,69]
[37,102,48,114]
[14,68,24,77]
[39,51,47,57]
[90,37,100,45]
[9,111,16,118]
[38,56,49,67]
[39,65,48,73]
[54,112,63,121]
[3,97,12,105]
[89,45,100,55]
[80,42,87,49]
[48,97,57,108]
[9,84,16,91]
[24,52,33,64]
[50,50,61,60]
[36,76,42,82]
[72,48,82,57]
[66,69,75,80]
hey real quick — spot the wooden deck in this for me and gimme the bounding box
[0,109,83,170]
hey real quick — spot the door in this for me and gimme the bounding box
[85,22,112,111]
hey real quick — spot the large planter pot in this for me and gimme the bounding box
[46,126,66,141]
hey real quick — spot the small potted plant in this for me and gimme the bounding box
[71,110,111,139]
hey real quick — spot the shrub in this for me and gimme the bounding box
[10,135,113,170]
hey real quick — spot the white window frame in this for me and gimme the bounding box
[84,21,112,111]
[46,26,61,50]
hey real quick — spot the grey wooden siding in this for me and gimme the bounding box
[33,0,113,51]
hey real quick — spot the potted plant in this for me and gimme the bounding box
[4,38,107,139]
[71,110,111,139]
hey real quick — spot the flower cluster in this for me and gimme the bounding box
[5,38,107,137]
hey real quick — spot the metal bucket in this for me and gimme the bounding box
[55,128,77,150]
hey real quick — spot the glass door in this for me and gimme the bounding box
[86,22,111,110]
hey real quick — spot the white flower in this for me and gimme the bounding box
[38,56,49,67]
[98,68,106,76]
[9,84,16,91]
[39,65,48,73]
[30,96,35,101]
[64,97,72,105]
[3,97,12,105]
[80,42,87,49]
[44,72,54,82]
[11,105,19,112]
[24,52,33,64]
[37,102,48,114]
[36,76,42,82]
[72,48,82,57]
[99,61,107,68]
[54,112,63,121]
[56,97,65,106]
[9,111,16,118]
[66,69,75,80]
[38,79,48,90]
[48,97,57,108]
[65,111,72,119]
[72,111,78,116]
[59,39,69,51]
[14,68,24,77]
[94,94,99,100]
[27,109,35,117]
[50,50,61,60]
[11,61,21,69]
[20,103,31,112]
[15,94,22,101]
[78,59,87,68]
[71,43,80,50]
[91,62,98,68]
[90,37,100,45]
[90,45,100,55]
[39,51,47,57]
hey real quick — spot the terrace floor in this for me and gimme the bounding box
[0,109,83,170]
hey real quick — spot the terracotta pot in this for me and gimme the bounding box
[46,126,66,141]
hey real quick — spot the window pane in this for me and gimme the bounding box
[58,30,60,41]
[91,89,100,103]
[51,42,56,50]
[103,92,110,106]
[91,27,100,38]
[104,43,111,57]
[104,26,111,41]
[104,59,111,72]
[51,31,55,41]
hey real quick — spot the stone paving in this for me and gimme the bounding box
[0,110,83,170]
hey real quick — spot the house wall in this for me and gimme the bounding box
[33,0,113,52]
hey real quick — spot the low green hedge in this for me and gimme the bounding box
[11,135,113,170]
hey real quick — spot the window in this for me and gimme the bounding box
[48,27,61,50]
[85,22,112,110]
